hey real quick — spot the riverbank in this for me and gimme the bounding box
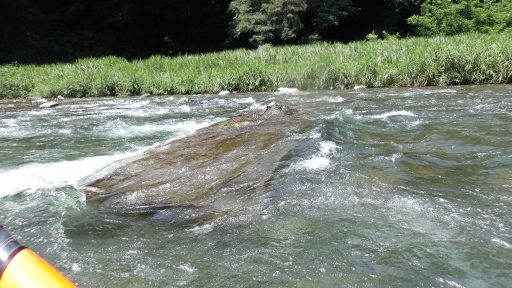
[1,32,511,99]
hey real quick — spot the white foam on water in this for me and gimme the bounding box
[492,238,512,249]
[401,88,458,97]
[57,128,73,134]
[121,107,171,117]
[0,118,19,127]
[187,223,215,234]
[0,152,140,197]
[235,97,256,103]
[290,141,337,171]
[123,100,151,109]
[103,120,214,138]
[325,109,353,120]
[179,105,191,112]
[177,264,197,273]
[319,141,337,154]
[319,96,344,102]
[370,110,417,119]
[294,157,330,170]
[436,278,466,288]
[26,109,54,116]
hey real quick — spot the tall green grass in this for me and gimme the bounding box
[1,32,511,99]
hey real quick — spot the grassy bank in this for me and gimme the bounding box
[1,32,511,99]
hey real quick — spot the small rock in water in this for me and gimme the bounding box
[277,87,299,95]
[277,87,309,95]
[218,90,231,96]
[354,85,367,90]
[177,97,189,105]
[57,95,66,101]
[140,93,152,98]
[177,97,200,106]
[39,101,59,109]
[31,97,48,104]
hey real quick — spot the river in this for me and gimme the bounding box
[1,85,511,287]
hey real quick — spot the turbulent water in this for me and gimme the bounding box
[1,85,511,287]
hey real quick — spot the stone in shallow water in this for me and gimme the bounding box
[39,101,59,109]
[78,102,311,214]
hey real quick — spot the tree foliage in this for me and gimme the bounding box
[228,0,307,45]
[227,0,354,45]
[408,0,512,36]
[303,0,355,32]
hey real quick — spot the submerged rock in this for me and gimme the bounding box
[78,102,311,214]
[39,101,59,109]
[277,87,309,95]
[31,97,48,104]
[277,87,299,95]
[218,90,232,96]
[177,97,201,106]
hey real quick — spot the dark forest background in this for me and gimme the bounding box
[0,0,426,64]
[0,0,486,64]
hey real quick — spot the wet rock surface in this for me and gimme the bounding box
[39,101,59,109]
[79,102,311,214]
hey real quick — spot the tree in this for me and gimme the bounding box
[306,0,354,32]
[408,0,512,36]
[227,0,357,46]
[228,0,307,45]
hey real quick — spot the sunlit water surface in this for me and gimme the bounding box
[1,85,511,287]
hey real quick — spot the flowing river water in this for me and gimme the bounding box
[1,85,511,287]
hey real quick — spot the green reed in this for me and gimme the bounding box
[1,32,511,99]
